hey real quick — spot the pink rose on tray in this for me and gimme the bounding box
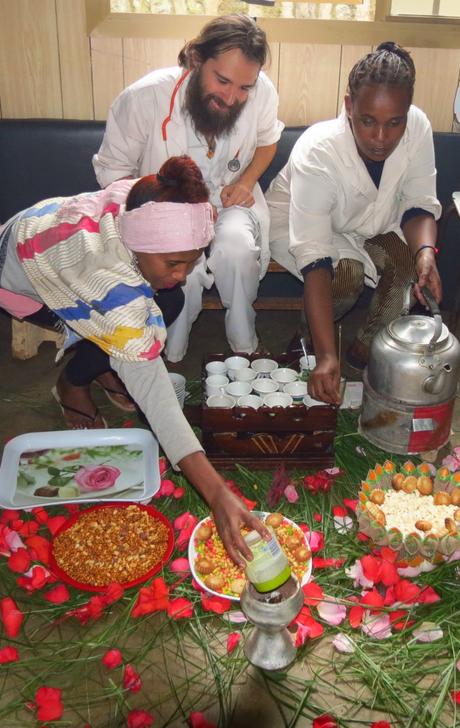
[75,465,121,492]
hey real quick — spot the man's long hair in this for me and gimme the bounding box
[178,14,269,69]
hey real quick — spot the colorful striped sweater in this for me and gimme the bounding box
[15,180,166,362]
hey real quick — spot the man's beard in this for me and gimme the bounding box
[185,68,247,139]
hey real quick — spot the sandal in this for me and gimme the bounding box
[51,387,108,429]
[94,376,137,412]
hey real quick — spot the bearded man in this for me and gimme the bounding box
[93,14,283,362]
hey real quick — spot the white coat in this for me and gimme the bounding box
[93,66,284,277]
[266,105,441,287]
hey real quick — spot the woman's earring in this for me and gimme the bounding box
[131,254,142,276]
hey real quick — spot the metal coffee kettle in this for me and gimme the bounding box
[360,286,460,454]
[367,286,460,404]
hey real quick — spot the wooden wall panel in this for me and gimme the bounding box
[90,36,123,120]
[409,47,460,132]
[278,44,342,126]
[122,38,184,87]
[0,0,62,118]
[57,0,93,119]
[266,42,280,90]
[337,45,371,113]
[0,0,458,133]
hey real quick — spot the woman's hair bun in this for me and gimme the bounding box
[157,155,209,203]
[376,41,412,64]
[125,155,210,210]
[376,41,399,53]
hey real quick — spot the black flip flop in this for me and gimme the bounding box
[51,387,108,429]
[94,379,137,412]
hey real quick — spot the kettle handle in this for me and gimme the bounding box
[401,284,442,349]
[421,286,443,350]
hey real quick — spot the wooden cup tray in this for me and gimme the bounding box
[184,352,337,469]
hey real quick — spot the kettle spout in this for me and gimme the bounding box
[422,369,448,395]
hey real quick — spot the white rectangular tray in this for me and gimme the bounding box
[0,428,160,509]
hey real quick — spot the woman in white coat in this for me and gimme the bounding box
[267,42,442,404]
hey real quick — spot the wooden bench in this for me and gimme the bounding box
[11,318,64,360]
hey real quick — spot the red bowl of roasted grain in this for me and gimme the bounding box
[50,502,174,591]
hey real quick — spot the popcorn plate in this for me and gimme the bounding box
[49,502,174,592]
[0,428,160,508]
[189,511,312,602]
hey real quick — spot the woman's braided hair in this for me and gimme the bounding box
[348,41,416,103]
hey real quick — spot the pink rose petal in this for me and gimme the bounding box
[223,610,247,624]
[284,484,299,503]
[361,612,392,639]
[169,557,190,574]
[345,560,374,589]
[317,599,347,626]
[332,633,355,654]
[413,621,443,642]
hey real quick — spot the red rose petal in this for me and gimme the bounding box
[0,646,19,663]
[302,581,324,605]
[123,663,142,693]
[312,714,338,728]
[34,686,64,722]
[46,516,68,537]
[127,709,155,728]
[226,632,241,653]
[44,584,70,604]
[102,648,123,670]
[167,597,193,620]
[200,593,232,614]
[25,535,50,565]
[189,712,217,728]
[0,597,24,637]
[8,548,31,573]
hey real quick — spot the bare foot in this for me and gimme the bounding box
[54,372,107,429]
[95,371,136,412]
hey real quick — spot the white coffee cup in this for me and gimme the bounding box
[205,374,229,397]
[225,381,252,398]
[299,355,317,380]
[237,394,263,410]
[270,367,298,385]
[206,394,236,409]
[225,355,250,380]
[251,358,278,378]
[283,381,309,401]
[233,367,258,384]
[205,360,227,376]
[262,392,293,408]
[252,378,279,396]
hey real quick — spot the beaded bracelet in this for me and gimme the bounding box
[414,245,439,260]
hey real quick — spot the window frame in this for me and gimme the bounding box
[85,0,460,48]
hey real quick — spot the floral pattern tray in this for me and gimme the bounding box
[0,428,160,508]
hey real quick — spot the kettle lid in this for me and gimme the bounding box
[388,315,450,347]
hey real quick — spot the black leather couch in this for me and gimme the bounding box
[1,119,459,308]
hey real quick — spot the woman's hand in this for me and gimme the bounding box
[414,248,442,305]
[308,353,341,405]
[210,488,270,568]
[176,451,269,568]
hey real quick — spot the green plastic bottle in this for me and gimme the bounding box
[244,529,291,593]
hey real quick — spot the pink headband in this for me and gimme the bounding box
[119,201,214,253]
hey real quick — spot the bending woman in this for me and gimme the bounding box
[267,42,442,403]
[0,155,267,564]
